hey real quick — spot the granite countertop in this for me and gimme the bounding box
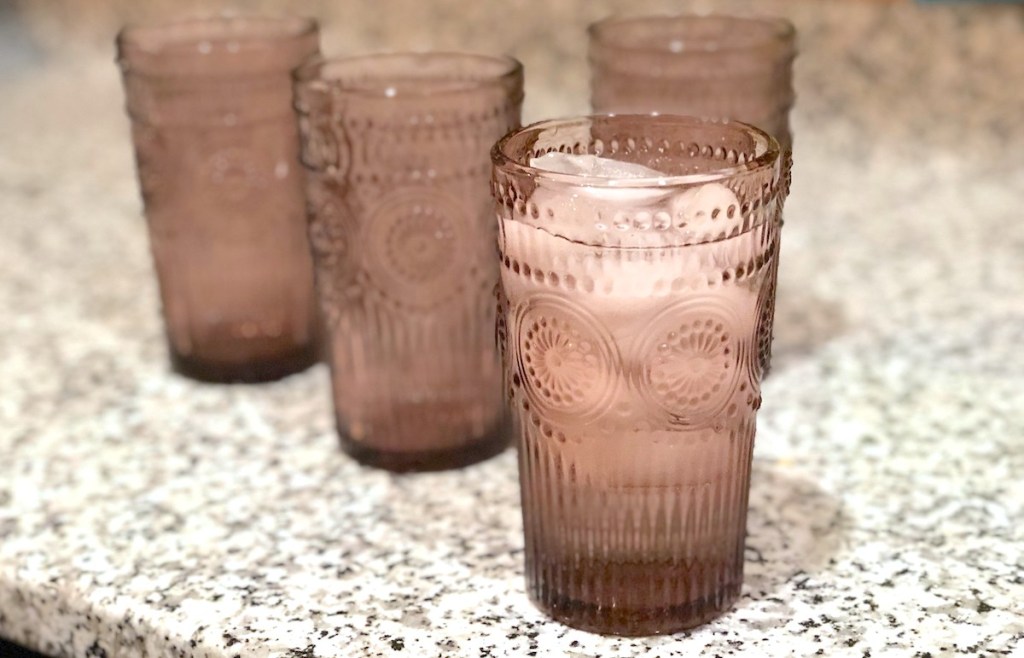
[2,1,1023,656]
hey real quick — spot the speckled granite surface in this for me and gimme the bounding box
[2,1,1023,656]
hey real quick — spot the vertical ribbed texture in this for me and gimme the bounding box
[331,281,504,456]
[518,416,755,635]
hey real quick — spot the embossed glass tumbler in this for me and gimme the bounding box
[117,16,320,382]
[492,115,788,635]
[590,15,796,376]
[294,53,524,471]
[589,15,796,149]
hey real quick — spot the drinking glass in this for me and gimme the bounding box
[294,53,524,471]
[590,15,796,374]
[117,15,320,382]
[589,14,796,149]
[492,114,788,634]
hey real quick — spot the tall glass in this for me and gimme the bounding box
[492,115,788,635]
[294,53,524,471]
[589,15,796,149]
[590,15,795,375]
[117,16,320,382]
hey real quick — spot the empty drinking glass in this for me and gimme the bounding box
[589,14,796,149]
[294,53,524,471]
[590,15,796,375]
[117,15,321,382]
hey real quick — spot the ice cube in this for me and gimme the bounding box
[530,153,666,180]
[521,155,747,248]
[530,153,671,206]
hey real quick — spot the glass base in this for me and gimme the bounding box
[338,416,511,472]
[169,343,318,383]
[529,571,741,636]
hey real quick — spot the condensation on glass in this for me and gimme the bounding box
[492,115,789,635]
[117,16,320,382]
[590,15,795,375]
[294,53,524,471]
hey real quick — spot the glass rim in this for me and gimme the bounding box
[491,114,781,190]
[292,51,524,98]
[117,14,318,57]
[588,13,795,55]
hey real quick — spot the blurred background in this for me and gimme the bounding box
[1,0,1021,360]
[4,0,1023,125]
